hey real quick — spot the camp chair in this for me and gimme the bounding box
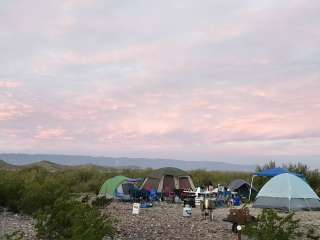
[129,186,141,202]
[149,189,158,201]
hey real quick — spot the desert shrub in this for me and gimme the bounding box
[91,196,113,208]
[18,175,68,215]
[0,171,24,212]
[285,163,320,193]
[244,209,301,240]
[0,230,24,240]
[35,199,115,240]
[190,170,251,187]
[306,226,320,240]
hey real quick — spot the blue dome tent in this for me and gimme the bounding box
[248,167,304,200]
[253,173,320,211]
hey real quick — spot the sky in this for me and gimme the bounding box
[0,0,320,167]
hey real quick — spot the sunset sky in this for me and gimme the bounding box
[1,0,320,167]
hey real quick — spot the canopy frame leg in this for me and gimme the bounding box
[248,175,255,202]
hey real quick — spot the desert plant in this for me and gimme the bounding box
[244,209,301,240]
[0,231,24,240]
[35,199,115,240]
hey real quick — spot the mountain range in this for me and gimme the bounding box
[0,153,256,172]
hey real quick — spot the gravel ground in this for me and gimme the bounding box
[1,203,319,240]
[0,209,36,240]
[105,202,245,240]
[105,202,320,240]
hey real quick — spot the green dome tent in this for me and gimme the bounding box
[253,173,320,211]
[99,176,129,199]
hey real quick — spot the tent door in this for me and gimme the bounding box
[163,175,175,193]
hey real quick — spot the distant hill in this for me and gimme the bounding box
[0,159,18,170]
[0,153,256,172]
[24,160,67,171]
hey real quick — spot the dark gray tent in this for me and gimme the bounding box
[228,179,257,200]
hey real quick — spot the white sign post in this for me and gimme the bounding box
[132,203,140,215]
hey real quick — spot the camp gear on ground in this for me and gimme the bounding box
[253,173,320,211]
[183,198,196,208]
[140,202,153,208]
[149,189,158,201]
[194,188,216,206]
[181,190,196,203]
[233,196,241,206]
[223,207,255,233]
[183,205,192,217]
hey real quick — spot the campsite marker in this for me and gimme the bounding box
[132,203,140,215]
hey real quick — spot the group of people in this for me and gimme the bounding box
[199,183,241,207]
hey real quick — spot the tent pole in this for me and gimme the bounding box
[248,175,255,202]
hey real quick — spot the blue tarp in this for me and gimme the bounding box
[254,167,289,177]
[254,167,304,178]
[127,178,143,183]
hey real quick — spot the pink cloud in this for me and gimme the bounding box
[0,81,20,89]
[34,127,73,141]
[0,102,33,121]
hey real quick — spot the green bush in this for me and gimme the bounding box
[35,199,115,240]
[0,230,24,240]
[244,209,301,240]
[91,196,113,208]
[190,169,251,187]
[19,176,68,215]
[0,171,24,212]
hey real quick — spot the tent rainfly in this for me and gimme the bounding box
[253,173,320,211]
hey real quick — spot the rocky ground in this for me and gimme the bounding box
[1,202,319,240]
[105,202,320,240]
[0,209,36,240]
[105,201,247,240]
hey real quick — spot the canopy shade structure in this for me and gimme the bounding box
[253,167,290,177]
[253,173,320,211]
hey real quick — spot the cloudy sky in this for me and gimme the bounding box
[1,0,320,167]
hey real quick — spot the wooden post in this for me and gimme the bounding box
[237,225,242,240]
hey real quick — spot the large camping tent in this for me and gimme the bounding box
[253,173,320,211]
[141,167,195,194]
[248,167,304,200]
[228,179,257,200]
[99,176,140,200]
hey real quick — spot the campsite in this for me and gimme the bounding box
[2,0,320,238]
[0,160,320,239]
